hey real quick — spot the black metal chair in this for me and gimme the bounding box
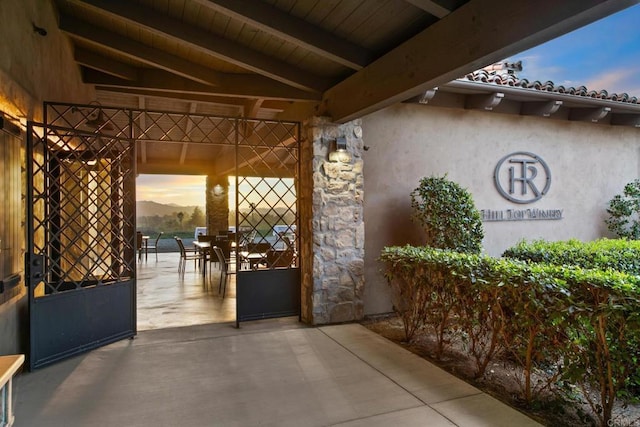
[144,232,163,261]
[175,236,200,274]
[212,246,235,297]
[136,231,143,262]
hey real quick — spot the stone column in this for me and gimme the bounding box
[300,117,365,324]
[205,175,229,235]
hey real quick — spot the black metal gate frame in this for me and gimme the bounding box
[42,102,302,326]
[26,120,137,369]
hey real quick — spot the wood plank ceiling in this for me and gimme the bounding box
[53,0,637,123]
[51,0,637,176]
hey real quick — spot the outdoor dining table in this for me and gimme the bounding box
[192,241,211,276]
[238,251,267,270]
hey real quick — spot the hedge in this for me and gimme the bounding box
[503,238,640,275]
[380,245,640,426]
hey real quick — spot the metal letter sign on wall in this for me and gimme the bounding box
[494,152,551,204]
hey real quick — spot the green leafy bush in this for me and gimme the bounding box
[606,179,640,239]
[503,238,640,275]
[410,176,484,254]
[381,245,640,425]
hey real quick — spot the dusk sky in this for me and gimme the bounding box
[137,4,640,207]
[505,4,640,96]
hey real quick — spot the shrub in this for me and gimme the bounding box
[503,238,640,275]
[606,179,640,239]
[410,176,484,254]
[380,245,640,425]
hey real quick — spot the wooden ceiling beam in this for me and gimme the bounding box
[244,99,264,119]
[74,0,331,92]
[610,113,640,127]
[321,0,637,123]
[84,69,322,102]
[179,103,198,165]
[191,0,371,70]
[404,0,452,18]
[138,96,147,164]
[569,107,611,123]
[61,14,222,87]
[465,92,504,111]
[520,100,563,117]
[96,87,246,112]
[74,47,137,81]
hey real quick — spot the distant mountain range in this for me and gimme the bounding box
[137,200,203,217]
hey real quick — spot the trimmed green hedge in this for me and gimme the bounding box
[502,238,640,275]
[380,245,640,426]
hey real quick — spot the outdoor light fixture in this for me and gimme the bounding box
[32,22,47,36]
[213,184,224,196]
[71,102,114,131]
[328,136,351,163]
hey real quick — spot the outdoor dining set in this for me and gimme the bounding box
[176,231,296,297]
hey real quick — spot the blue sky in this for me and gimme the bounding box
[505,4,640,96]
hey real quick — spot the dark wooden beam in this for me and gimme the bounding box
[404,0,452,18]
[321,0,637,122]
[417,88,439,104]
[75,0,332,92]
[191,0,371,70]
[520,100,563,117]
[74,48,137,81]
[61,14,222,87]
[85,69,322,102]
[138,96,147,163]
[465,92,504,111]
[179,103,198,165]
[569,107,611,123]
[97,87,245,112]
[610,113,640,127]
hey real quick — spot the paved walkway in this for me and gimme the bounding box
[13,320,541,426]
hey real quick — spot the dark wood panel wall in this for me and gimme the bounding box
[0,129,24,304]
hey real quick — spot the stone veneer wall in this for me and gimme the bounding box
[205,176,229,235]
[300,117,365,324]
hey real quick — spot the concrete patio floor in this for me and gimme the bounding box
[12,251,542,426]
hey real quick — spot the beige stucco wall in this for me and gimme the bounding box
[0,0,94,355]
[362,103,640,315]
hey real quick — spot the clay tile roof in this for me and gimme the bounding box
[461,66,639,104]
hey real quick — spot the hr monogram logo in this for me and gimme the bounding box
[493,151,551,204]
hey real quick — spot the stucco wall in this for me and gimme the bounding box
[0,0,94,355]
[363,103,640,315]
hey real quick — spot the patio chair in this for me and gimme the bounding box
[212,246,235,297]
[175,236,200,275]
[145,232,163,261]
[136,231,143,262]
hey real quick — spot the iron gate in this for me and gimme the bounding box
[29,102,301,361]
[235,119,300,326]
[26,121,136,370]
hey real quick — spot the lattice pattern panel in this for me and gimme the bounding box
[236,120,299,271]
[30,125,136,294]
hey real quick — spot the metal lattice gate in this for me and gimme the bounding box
[27,103,301,365]
[26,122,136,370]
[235,119,300,326]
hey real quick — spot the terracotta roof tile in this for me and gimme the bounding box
[461,68,639,104]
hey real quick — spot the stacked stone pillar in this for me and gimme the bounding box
[300,117,365,324]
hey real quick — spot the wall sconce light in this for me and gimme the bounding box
[328,136,351,163]
[71,102,114,131]
[213,184,224,196]
[32,22,47,37]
